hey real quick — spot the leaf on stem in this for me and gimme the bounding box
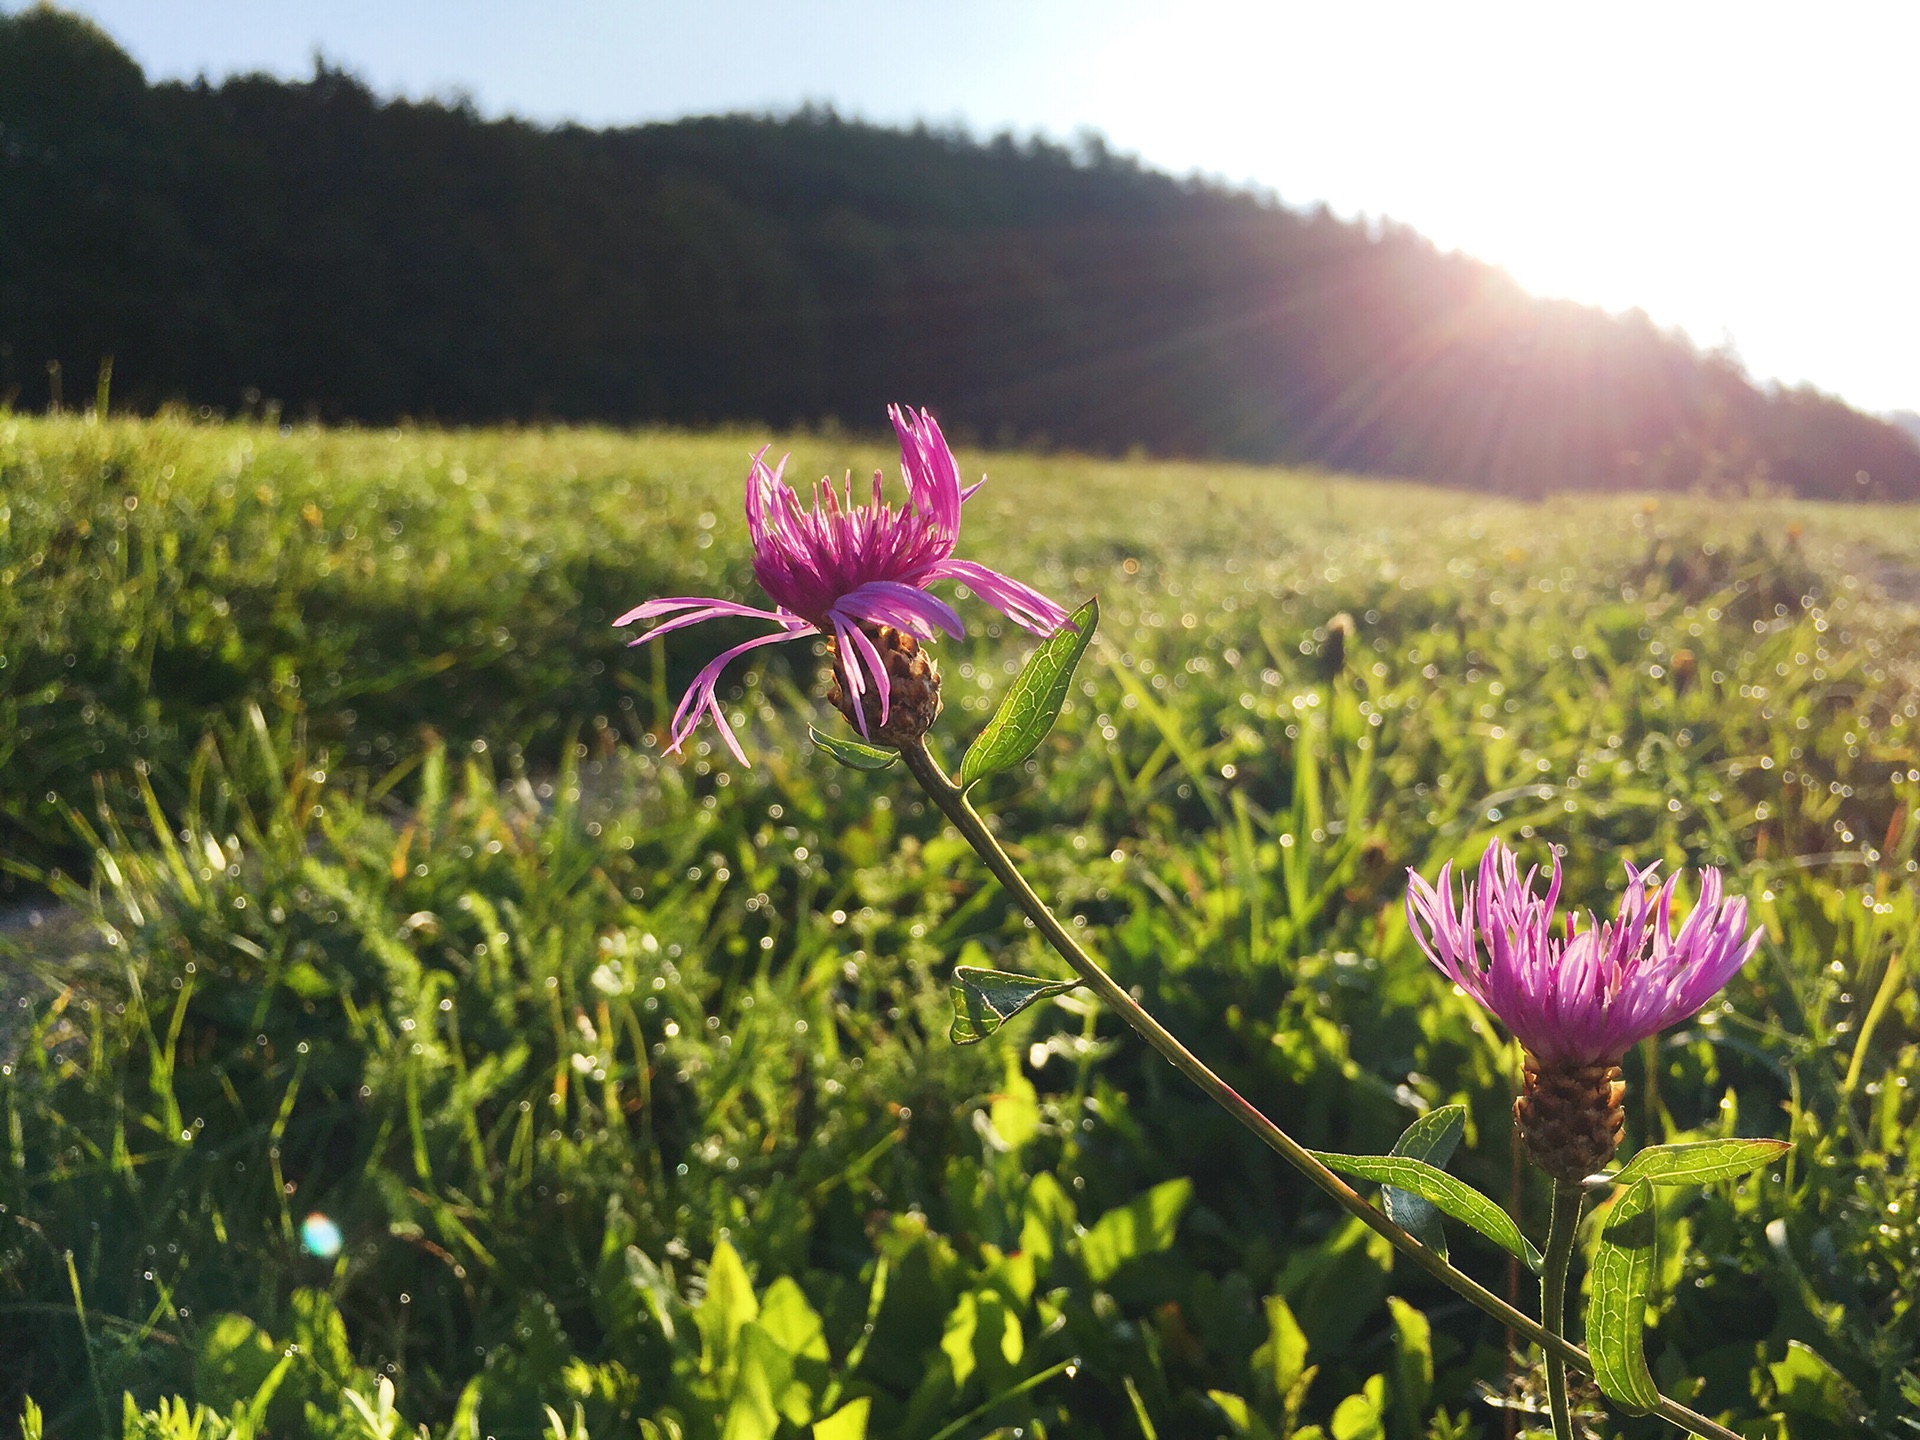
[1309,1151,1543,1271]
[1586,1177,1660,1415]
[809,725,898,771]
[949,966,1081,1045]
[958,598,1098,790]
[1607,1138,1789,1188]
[1381,1105,1466,1261]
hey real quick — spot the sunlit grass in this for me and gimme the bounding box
[3,413,1918,1437]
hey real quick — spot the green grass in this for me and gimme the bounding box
[3,411,1920,1439]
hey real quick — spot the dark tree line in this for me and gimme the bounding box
[5,6,1917,499]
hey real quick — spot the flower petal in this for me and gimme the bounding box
[920,558,1070,634]
[1412,839,1761,1066]
[662,627,808,765]
[829,615,893,735]
[890,404,962,533]
[835,580,965,640]
[614,596,793,631]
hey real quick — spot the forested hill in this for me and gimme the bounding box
[5,8,1918,499]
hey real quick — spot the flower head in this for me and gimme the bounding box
[1406,839,1761,1067]
[616,405,1069,763]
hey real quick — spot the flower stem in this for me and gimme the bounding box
[1541,1178,1585,1440]
[896,738,1738,1440]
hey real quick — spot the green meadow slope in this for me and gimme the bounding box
[3,415,1919,1437]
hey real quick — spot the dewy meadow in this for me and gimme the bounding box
[4,409,1919,1439]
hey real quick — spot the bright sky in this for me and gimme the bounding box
[37,0,1920,417]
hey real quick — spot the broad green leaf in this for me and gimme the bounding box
[1385,1297,1433,1419]
[758,1276,828,1363]
[813,1398,871,1440]
[1310,1152,1542,1271]
[697,1240,760,1372]
[1382,1105,1465,1261]
[1205,1391,1279,1440]
[288,1290,357,1390]
[1018,1171,1078,1266]
[721,1323,786,1440]
[1329,1375,1387,1440]
[758,1277,830,1425]
[949,966,1080,1044]
[939,1292,982,1390]
[987,1065,1041,1149]
[193,1313,282,1412]
[940,1289,1022,1392]
[1586,1177,1660,1415]
[1609,1138,1789,1188]
[1081,1177,1193,1283]
[808,725,897,771]
[1252,1293,1309,1403]
[1768,1340,1862,1424]
[958,597,1098,789]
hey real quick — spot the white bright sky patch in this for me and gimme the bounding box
[42,0,1920,415]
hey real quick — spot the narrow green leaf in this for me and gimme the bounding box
[808,725,897,771]
[959,597,1098,790]
[1310,1152,1542,1271]
[1608,1138,1789,1188]
[949,966,1080,1045]
[1382,1105,1465,1261]
[1586,1177,1660,1415]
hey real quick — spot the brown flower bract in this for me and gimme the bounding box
[826,624,943,746]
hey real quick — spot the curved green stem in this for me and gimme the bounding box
[1541,1178,1585,1440]
[897,738,1737,1440]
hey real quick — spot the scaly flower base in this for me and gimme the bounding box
[1517,1058,1626,1181]
[827,625,943,746]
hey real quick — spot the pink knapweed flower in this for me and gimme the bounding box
[616,404,1069,763]
[1405,839,1761,1066]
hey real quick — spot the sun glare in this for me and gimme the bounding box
[1065,1,1920,412]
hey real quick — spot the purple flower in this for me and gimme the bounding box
[1405,839,1761,1066]
[616,404,1069,763]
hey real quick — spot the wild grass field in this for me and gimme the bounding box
[3,412,1919,1439]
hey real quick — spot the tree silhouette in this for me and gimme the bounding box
[4,6,1916,499]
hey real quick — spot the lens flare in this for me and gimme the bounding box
[300,1212,343,1260]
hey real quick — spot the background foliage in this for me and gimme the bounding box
[3,412,1919,1437]
[5,6,1920,499]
